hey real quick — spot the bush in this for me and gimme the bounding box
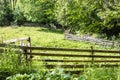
[0,46,38,80]
[0,1,13,26]
[6,73,41,80]
[6,66,120,80]
[43,68,71,80]
[6,67,72,80]
[78,66,120,80]
[13,6,26,26]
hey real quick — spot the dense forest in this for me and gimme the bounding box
[0,0,120,38]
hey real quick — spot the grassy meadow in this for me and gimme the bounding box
[0,26,120,80]
[0,26,115,50]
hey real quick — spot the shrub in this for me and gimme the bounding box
[78,66,120,80]
[13,6,26,26]
[0,46,38,80]
[44,68,71,80]
[0,1,13,26]
[6,73,41,80]
[6,67,71,80]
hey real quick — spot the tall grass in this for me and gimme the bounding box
[0,46,44,80]
[6,66,120,80]
[81,66,120,80]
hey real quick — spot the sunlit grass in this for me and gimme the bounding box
[1,26,118,62]
[0,26,116,50]
[0,26,120,80]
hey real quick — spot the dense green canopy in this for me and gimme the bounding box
[0,0,120,38]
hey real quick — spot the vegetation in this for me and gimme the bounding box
[0,46,41,80]
[0,0,120,79]
[0,26,120,79]
[0,0,13,25]
[6,67,120,80]
[0,48,120,80]
[0,0,120,38]
[0,26,116,50]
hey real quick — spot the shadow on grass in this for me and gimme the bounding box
[37,28,64,34]
[7,25,64,34]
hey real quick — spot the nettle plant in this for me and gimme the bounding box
[0,46,35,80]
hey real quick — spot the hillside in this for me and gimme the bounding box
[0,26,116,50]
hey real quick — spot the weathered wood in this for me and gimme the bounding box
[49,69,83,74]
[27,52,120,58]
[45,64,119,69]
[64,70,83,74]
[45,64,85,68]
[21,46,120,53]
[33,59,120,63]
[1,37,120,73]
[0,37,31,64]
[26,37,32,60]
[65,33,120,48]
[3,37,30,43]
[0,48,4,53]
[91,46,94,64]
[0,43,6,47]
[1,44,120,54]
[0,36,3,43]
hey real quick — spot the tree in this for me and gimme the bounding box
[98,0,120,38]
[0,0,13,26]
[18,0,56,24]
[54,0,102,33]
[55,0,120,36]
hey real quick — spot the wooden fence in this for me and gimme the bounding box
[64,33,120,48]
[20,46,120,73]
[0,37,120,73]
[0,37,32,59]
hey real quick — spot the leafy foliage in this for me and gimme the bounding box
[0,27,120,79]
[13,6,26,26]
[82,67,118,80]
[19,0,56,24]
[6,67,120,80]
[0,0,120,38]
[0,46,39,80]
[0,0,13,26]
[54,0,120,34]
[6,73,41,80]
[6,68,71,80]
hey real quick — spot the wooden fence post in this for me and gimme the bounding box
[91,46,94,64]
[111,41,114,48]
[0,36,3,44]
[27,37,32,61]
[23,48,28,62]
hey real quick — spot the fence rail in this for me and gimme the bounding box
[22,46,120,72]
[45,64,120,69]
[20,46,120,53]
[3,37,30,44]
[26,52,120,58]
[64,33,120,48]
[33,59,120,62]
[0,37,120,74]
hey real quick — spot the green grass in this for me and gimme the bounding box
[0,26,116,50]
[1,26,119,67]
[0,26,120,80]
[0,26,118,66]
